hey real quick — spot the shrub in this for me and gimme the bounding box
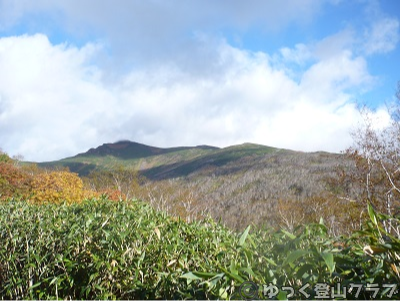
[29,171,89,204]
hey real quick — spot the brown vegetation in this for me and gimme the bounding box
[0,143,376,235]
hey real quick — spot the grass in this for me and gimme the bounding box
[1,198,400,299]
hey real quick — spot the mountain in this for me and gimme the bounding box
[39,140,284,179]
[79,140,219,160]
[39,140,351,231]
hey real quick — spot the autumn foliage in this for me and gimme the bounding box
[0,151,98,203]
[0,159,31,200]
[29,170,93,204]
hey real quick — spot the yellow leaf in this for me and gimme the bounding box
[154,227,161,240]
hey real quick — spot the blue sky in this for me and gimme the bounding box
[0,0,399,161]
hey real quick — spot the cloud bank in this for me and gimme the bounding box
[0,33,382,161]
[0,1,398,161]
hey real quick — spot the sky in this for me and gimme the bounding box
[0,0,399,162]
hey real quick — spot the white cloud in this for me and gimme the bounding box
[0,34,111,161]
[105,36,388,155]
[0,35,367,160]
[314,29,356,60]
[0,28,392,161]
[301,51,373,99]
[0,0,397,163]
[0,0,326,70]
[280,43,313,65]
[364,18,400,55]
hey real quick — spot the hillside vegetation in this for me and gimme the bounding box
[1,198,400,299]
[39,141,360,233]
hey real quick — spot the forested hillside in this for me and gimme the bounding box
[38,141,358,233]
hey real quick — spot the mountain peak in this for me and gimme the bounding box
[78,140,220,160]
[81,140,164,159]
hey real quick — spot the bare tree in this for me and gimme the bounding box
[343,82,400,234]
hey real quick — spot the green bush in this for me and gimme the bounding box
[0,197,238,299]
[1,197,400,299]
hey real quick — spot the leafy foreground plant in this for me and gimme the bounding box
[1,198,400,299]
[0,197,238,299]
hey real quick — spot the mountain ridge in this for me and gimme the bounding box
[37,139,350,230]
[39,140,342,181]
[76,140,220,160]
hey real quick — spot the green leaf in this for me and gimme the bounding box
[283,249,310,266]
[277,290,288,300]
[238,225,251,247]
[239,266,257,278]
[218,287,228,299]
[281,229,296,240]
[192,271,219,279]
[296,263,314,279]
[263,256,278,266]
[199,273,225,290]
[368,202,378,225]
[180,272,203,282]
[28,282,41,290]
[49,277,58,286]
[320,252,335,274]
[219,265,245,283]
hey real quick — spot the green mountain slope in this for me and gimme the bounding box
[38,140,351,231]
[39,140,282,179]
